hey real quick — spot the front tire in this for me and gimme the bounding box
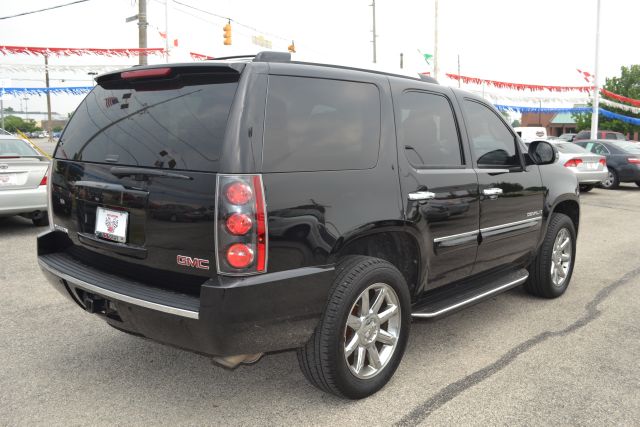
[525,213,576,298]
[297,256,411,399]
[601,169,619,189]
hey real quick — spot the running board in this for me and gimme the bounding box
[411,269,529,318]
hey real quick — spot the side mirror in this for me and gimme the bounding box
[528,140,557,165]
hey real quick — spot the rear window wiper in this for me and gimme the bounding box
[110,166,193,180]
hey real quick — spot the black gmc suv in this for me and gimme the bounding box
[38,52,580,399]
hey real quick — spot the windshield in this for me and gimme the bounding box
[56,70,239,172]
[0,138,39,156]
[554,142,590,154]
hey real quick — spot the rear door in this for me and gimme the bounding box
[392,81,479,292]
[50,65,244,292]
[457,97,544,274]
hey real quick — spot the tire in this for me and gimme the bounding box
[579,185,594,193]
[635,181,640,187]
[525,213,576,298]
[601,169,619,189]
[297,256,411,399]
[32,215,49,227]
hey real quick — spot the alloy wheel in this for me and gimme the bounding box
[550,228,572,287]
[343,283,401,379]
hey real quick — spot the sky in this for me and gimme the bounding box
[1,0,639,117]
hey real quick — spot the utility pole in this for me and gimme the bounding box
[44,55,53,141]
[400,52,403,69]
[138,0,148,65]
[370,0,377,63]
[23,97,29,121]
[164,0,170,63]
[590,0,601,137]
[433,0,439,81]
[457,54,460,88]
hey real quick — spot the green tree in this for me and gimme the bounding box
[2,115,39,133]
[511,119,521,127]
[52,125,63,132]
[3,106,14,113]
[572,65,640,135]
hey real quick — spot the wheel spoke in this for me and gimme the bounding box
[347,315,362,330]
[561,253,570,262]
[370,288,386,315]
[560,237,570,250]
[360,291,370,316]
[377,305,398,323]
[345,334,359,357]
[368,345,382,369]
[558,267,566,278]
[354,346,366,374]
[376,329,396,346]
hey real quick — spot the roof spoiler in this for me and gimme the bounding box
[418,74,439,84]
[211,51,292,63]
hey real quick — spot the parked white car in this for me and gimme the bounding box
[0,135,50,226]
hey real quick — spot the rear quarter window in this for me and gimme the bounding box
[262,75,381,172]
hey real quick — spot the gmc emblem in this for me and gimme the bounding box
[176,255,210,270]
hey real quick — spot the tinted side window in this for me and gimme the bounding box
[398,91,462,167]
[262,76,380,172]
[605,132,617,140]
[592,143,609,155]
[462,100,520,167]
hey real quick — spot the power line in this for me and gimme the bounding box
[171,0,290,41]
[0,0,91,20]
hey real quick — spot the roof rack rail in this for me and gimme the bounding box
[253,51,291,63]
[418,74,439,84]
[210,54,257,61]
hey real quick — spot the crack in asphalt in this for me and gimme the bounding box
[396,265,640,426]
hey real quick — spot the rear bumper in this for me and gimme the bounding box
[573,169,608,184]
[0,185,47,216]
[38,231,334,357]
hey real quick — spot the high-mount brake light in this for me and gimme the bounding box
[225,181,253,205]
[563,158,583,168]
[226,213,253,235]
[121,67,172,80]
[216,174,268,275]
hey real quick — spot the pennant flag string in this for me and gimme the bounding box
[190,52,214,61]
[1,86,92,96]
[446,73,592,93]
[0,45,166,58]
[0,64,130,74]
[599,98,640,115]
[494,104,640,126]
[600,89,640,108]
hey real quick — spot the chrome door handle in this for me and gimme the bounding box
[483,188,503,197]
[408,191,436,201]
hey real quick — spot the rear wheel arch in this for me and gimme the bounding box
[331,227,423,297]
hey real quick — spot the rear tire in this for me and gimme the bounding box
[635,181,640,187]
[32,215,49,227]
[579,185,594,193]
[601,169,619,189]
[297,256,411,399]
[525,213,576,298]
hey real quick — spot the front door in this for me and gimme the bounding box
[394,86,480,292]
[458,98,544,274]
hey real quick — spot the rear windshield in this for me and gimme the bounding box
[554,142,589,154]
[56,69,239,172]
[0,138,38,156]
[611,141,640,153]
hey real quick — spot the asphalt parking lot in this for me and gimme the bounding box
[2,176,640,425]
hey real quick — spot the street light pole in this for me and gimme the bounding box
[590,0,601,137]
[23,97,29,121]
[434,0,439,81]
[370,0,377,63]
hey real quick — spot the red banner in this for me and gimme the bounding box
[190,52,214,61]
[445,73,592,93]
[600,88,640,108]
[0,45,166,58]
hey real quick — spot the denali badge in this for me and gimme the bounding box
[176,255,210,270]
[527,210,543,217]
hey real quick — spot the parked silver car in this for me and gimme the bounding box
[553,141,608,192]
[0,135,50,225]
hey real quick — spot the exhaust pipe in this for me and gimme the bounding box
[212,353,263,369]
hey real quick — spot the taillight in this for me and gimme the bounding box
[599,158,606,166]
[216,174,268,275]
[46,165,54,230]
[564,158,583,167]
[628,157,640,164]
[39,175,47,186]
